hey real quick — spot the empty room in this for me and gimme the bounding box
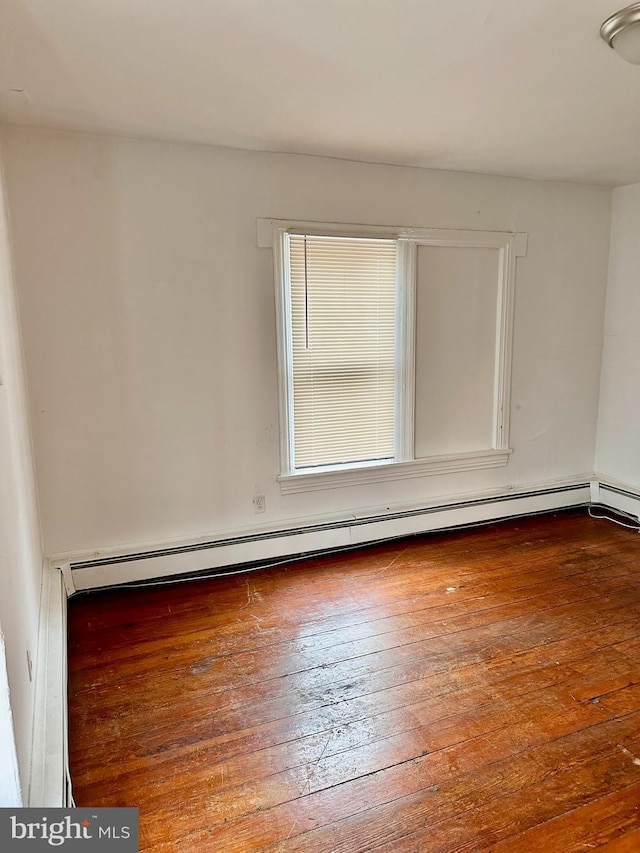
[2,1,640,850]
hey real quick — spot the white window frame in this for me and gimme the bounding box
[258,218,527,495]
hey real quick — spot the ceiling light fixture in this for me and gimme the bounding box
[601,3,640,63]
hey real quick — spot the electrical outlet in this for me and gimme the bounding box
[253,494,266,514]
[26,649,33,683]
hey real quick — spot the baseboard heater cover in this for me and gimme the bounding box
[596,482,640,523]
[28,566,69,807]
[65,482,591,590]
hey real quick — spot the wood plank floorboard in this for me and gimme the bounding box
[67,510,640,851]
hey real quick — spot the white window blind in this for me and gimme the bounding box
[288,234,397,469]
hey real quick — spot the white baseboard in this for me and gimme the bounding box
[28,565,69,807]
[56,478,593,591]
[592,475,640,524]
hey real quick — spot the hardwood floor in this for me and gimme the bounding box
[67,510,640,851]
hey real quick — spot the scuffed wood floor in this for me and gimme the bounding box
[68,510,640,851]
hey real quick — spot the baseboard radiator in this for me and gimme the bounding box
[62,481,596,592]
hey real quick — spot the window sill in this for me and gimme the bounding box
[278,448,513,494]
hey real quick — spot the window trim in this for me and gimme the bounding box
[260,218,527,494]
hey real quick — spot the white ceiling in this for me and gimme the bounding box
[1,0,639,186]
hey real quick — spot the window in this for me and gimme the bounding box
[289,234,397,469]
[259,219,526,493]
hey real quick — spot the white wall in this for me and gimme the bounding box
[0,126,611,560]
[596,183,640,489]
[0,147,44,803]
